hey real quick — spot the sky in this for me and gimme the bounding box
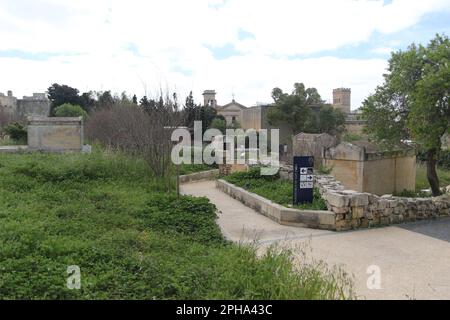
[0,0,449,110]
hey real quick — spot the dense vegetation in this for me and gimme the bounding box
[0,150,353,299]
[2,122,27,144]
[223,167,327,210]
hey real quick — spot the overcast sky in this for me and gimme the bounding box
[1,0,449,110]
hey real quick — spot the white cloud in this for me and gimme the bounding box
[371,47,394,55]
[0,0,448,109]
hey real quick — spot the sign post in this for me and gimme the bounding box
[293,156,314,205]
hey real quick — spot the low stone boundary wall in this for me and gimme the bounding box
[216,179,336,230]
[279,164,450,230]
[0,145,28,153]
[316,175,450,230]
[179,169,219,184]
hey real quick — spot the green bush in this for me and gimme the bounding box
[209,117,226,133]
[3,122,27,144]
[224,167,327,210]
[54,103,88,120]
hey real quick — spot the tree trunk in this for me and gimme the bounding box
[426,149,441,196]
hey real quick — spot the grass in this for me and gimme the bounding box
[223,167,328,210]
[0,149,353,299]
[415,163,450,191]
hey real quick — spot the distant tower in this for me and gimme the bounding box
[7,90,12,97]
[203,90,217,108]
[332,88,351,114]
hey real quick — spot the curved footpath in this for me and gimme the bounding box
[181,180,450,300]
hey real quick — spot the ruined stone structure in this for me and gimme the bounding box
[241,104,293,159]
[0,90,50,118]
[27,116,84,152]
[344,112,366,135]
[323,141,416,195]
[292,133,337,168]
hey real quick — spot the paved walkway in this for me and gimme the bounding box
[181,180,450,300]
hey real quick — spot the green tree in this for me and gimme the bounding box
[361,34,450,196]
[183,91,197,127]
[3,122,27,143]
[209,117,227,133]
[97,91,115,108]
[54,103,88,120]
[47,83,82,115]
[200,105,217,132]
[267,83,344,135]
[182,91,217,132]
[79,91,96,112]
[314,105,346,135]
[47,84,94,114]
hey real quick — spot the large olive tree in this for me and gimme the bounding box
[362,34,450,196]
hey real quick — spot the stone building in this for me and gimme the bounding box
[203,90,246,126]
[217,100,246,126]
[202,90,218,108]
[323,141,416,195]
[332,88,351,114]
[0,90,50,118]
[0,91,17,115]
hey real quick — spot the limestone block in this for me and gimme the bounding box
[382,208,393,216]
[331,206,349,214]
[349,193,369,207]
[387,200,399,208]
[323,192,349,207]
[365,193,380,204]
[360,219,370,228]
[336,220,351,231]
[351,206,365,218]
[378,199,388,210]
[350,219,361,229]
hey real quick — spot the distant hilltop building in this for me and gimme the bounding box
[0,90,50,118]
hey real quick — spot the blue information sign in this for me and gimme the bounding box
[293,156,314,205]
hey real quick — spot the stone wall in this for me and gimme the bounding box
[179,169,219,184]
[292,133,337,169]
[17,98,50,118]
[216,179,336,230]
[0,91,50,118]
[279,165,450,231]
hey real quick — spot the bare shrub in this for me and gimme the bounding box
[85,98,182,185]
